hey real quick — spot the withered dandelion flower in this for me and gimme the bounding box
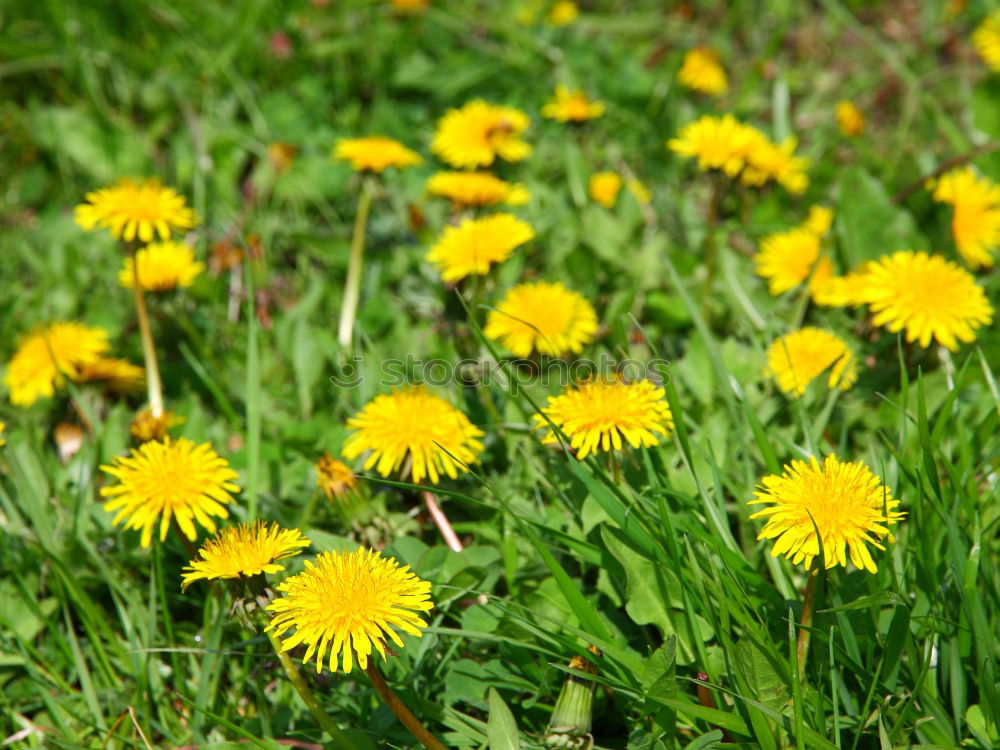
[333,136,422,173]
[74,178,197,243]
[431,100,532,169]
[534,379,673,459]
[316,453,357,500]
[4,322,110,407]
[119,241,205,291]
[266,547,433,673]
[425,213,534,283]
[342,386,484,485]
[485,281,598,358]
[181,521,310,590]
[76,357,145,393]
[765,328,857,398]
[750,455,904,573]
[101,437,240,547]
[129,408,184,443]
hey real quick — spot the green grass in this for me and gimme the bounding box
[1,0,999,748]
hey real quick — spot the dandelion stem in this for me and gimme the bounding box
[338,177,375,349]
[365,663,447,750]
[264,630,362,750]
[797,566,822,675]
[130,246,165,418]
[421,490,464,552]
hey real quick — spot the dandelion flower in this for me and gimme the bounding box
[316,453,357,500]
[431,100,532,169]
[130,408,184,443]
[333,136,422,173]
[119,241,205,291]
[835,101,865,137]
[668,114,754,177]
[972,10,1000,72]
[425,213,534,283]
[101,437,240,547]
[846,250,993,350]
[76,357,145,393]
[534,379,673,459]
[0,422,6,448]
[803,205,834,236]
[677,46,728,96]
[588,172,622,208]
[626,178,652,205]
[755,227,834,298]
[749,455,904,573]
[485,281,598,358]
[765,328,857,398]
[181,521,310,590]
[547,0,579,25]
[342,386,483,485]
[741,134,810,194]
[541,86,605,122]
[74,178,197,243]
[266,547,433,673]
[930,167,1000,269]
[426,171,529,207]
[5,322,110,407]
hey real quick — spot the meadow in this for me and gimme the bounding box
[1,1,999,748]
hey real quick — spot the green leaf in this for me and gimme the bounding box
[487,687,522,750]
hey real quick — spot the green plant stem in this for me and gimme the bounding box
[264,630,361,750]
[365,663,447,750]
[131,248,165,418]
[797,566,822,675]
[338,178,375,349]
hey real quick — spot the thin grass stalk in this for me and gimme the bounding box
[130,246,165,418]
[338,178,375,348]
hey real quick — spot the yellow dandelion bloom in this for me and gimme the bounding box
[4,322,110,407]
[741,134,810,194]
[765,328,857,398]
[76,357,145,393]
[425,213,534,283]
[754,227,834,298]
[846,251,993,350]
[626,178,652,205]
[266,547,433,674]
[534,379,673,459]
[547,0,579,25]
[74,178,197,243]
[835,100,865,137]
[181,521,310,590]
[668,114,754,177]
[749,455,904,573]
[431,100,532,169]
[130,408,184,443]
[972,10,1000,72]
[101,437,240,547]
[119,241,205,291]
[589,172,622,208]
[342,386,484,485]
[677,46,728,96]
[0,422,6,448]
[426,171,529,207]
[485,281,599,358]
[333,136,422,173]
[930,167,1000,269]
[803,205,834,236]
[316,453,357,500]
[541,86,605,123]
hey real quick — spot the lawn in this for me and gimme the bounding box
[1,1,999,748]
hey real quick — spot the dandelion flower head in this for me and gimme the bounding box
[547,0,579,25]
[74,178,197,243]
[181,521,310,590]
[130,408,185,443]
[316,453,357,500]
[342,386,484,484]
[541,86,605,122]
[930,166,1000,269]
[5,322,110,407]
[750,455,904,573]
[534,378,673,459]
[589,172,622,208]
[755,227,834,299]
[425,213,534,283]
[101,437,240,547]
[972,10,1000,72]
[431,100,532,168]
[76,357,145,393]
[765,328,857,398]
[426,171,529,207]
[266,547,433,673]
[333,136,422,173]
[119,241,205,291]
[677,46,728,96]
[485,281,599,358]
[835,100,865,137]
